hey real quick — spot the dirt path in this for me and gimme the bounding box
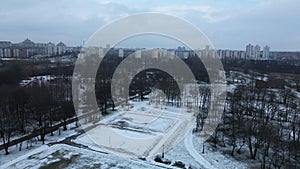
[184,129,216,169]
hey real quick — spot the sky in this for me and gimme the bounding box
[0,0,299,51]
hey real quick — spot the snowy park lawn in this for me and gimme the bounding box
[0,122,78,167]
[1,100,250,169]
[2,144,169,169]
[75,100,194,158]
[109,101,180,132]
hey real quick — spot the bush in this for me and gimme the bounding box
[154,155,171,165]
[172,161,185,168]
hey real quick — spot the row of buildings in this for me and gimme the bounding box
[246,44,270,59]
[0,38,67,58]
[83,43,300,60]
[125,45,271,60]
[85,44,269,60]
[221,44,299,60]
[213,44,270,60]
[177,44,271,60]
[1,39,298,60]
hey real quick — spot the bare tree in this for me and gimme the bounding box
[0,85,19,155]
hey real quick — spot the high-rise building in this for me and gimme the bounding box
[175,46,189,59]
[0,41,12,57]
[168,49,175,59]
[263,45,270,59]
[246,44,261,59]
[135,49,141,59]
[152,49,159,58]
[57,41,66,55]
[246,43,254,58]
[47,42,56,56]
[240,51,246,59]
[106,44,111,49]
[254,45,261,59]
[118,49,124,58]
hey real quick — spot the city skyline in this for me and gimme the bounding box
[0,0,299,51]
[2,37,300,60]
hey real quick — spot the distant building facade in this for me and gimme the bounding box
[246,43,254,58]
[56,41,67,55]
[262,45,270,59]
[245,43,271,60]
[0,41,13,57]
[217,49,246,60]
[175,46,190,59]
[253,45,261,59]
[0,38,68,58]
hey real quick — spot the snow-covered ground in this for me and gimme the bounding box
[1,144,171,169]
[0,122,78,166]
[191,133,248,169]
[0,100,249,169]
[75,100,195,158]
[19,75,55,86]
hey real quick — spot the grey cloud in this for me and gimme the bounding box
[0,0,299,50]
[0,0,139,46]
[182,0,300,51]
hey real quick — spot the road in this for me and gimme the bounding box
[184,129,216,169]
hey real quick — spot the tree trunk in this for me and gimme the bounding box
[231,144,236,156]
[112,102,115,111]
[2,133,10,155]
[237,140,245,154]
[248,137,255,159]
[5,146,9,155]
[63,118,67,131]
[40,128,45,145]
[50,123,54,136]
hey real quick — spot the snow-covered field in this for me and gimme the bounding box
[0,100,249,169]
[1,144,171,169]
[75,100,195,158]
[0,123,78,166]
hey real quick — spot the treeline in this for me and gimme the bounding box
[222,59,300,74]
[206,83,300,168]
[0,61,28,86]
[0,80,74,155]
[0,60,74,83]
[95,53,209,111]
[0,60,75,155]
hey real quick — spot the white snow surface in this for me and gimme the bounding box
[0,100,249,168]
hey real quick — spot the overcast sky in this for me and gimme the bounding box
[0,0,299,51]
